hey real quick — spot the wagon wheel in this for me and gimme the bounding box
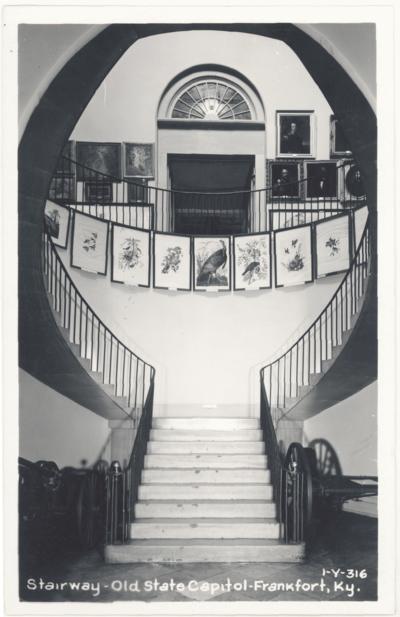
[309,438,343,513]
[283,442,314,538]
[76,471,106,549]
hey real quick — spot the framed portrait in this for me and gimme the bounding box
[304,161,338,199]
[84,181,113,203]
[270,208,342,231]
[76,142,122,180]
[124,143,155,178]
[193,237,231,292]
[111,224,151,288]
[339,162,366,204]
[277,111,315,158]
[330,115,352,158]
[233,233,271,291]
[269,161,301,199]
[48,174,76,202]
[44,201,71,248]
[71,211,109,275]
[153,232,191,291]
[315,213,351,278]
[274,224,313,288]
[353,204,369,252]
[126,178,149,203]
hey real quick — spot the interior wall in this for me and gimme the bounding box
[19,369,110,467]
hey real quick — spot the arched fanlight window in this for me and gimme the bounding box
[171,79,252,120]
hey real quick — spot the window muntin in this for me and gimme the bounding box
[171,80,252,120]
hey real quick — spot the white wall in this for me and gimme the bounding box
[19,369,110,468]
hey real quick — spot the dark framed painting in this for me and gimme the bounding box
[277,111,315,158]
[269,161,302,198]
[126,178,149,203]
[233,233,271,291]
[71,211,109,275]
[193,237,231,292]
[124,143,155,178]
[111,223,151,288]
[315,213,351,278]
[84,181,113,203]
[76,142,122,180]
[304,161,338,199]
[153,232,191,291]
[330,115,352,158]
[270,208,343,231]
[44,201,71,248]
[48,174,76,202]
[339,162,366,204]
[274,223,313,288]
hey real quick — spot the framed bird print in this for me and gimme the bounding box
[111,223,151,288]
[274,224,313,288]
[193,236,231,292]
[153,232,191,291]
[44,200,71,248]
[315,213,351,278]
[233,233,271,291]
[71,211,109,275]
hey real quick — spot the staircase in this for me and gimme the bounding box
[105,417,304,563]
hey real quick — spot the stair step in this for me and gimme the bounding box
[135,499,276,519]
[144,454,267,469]
[139,483,273,500]
[105,538,305,563]
[150,429,263,442]
[147,441,265,454]
[152,418,259,430]
[129,518,280,539]
[142,468,271,484]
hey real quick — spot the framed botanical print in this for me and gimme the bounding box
[84,181,113,203]
[71,211,109,275]
[111,223,151,288]
[270,208,342,231]
[153,232,191,291]
[353,204,369,252]
[277,111,315,158]
[315,213,351,278]
[269,161,302,199]
[330,115,352,158]
[193,237,231,292]
[44,201,71,249]
[48,174,76,202]
[124,143,155,178]
[76,142,122,180]
[233,233,271,291]
[274,224,313,287]
[304,161,338,199]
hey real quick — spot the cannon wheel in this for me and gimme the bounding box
[284,442,314,531]
[76,471,106,549]
[308,438,342,477]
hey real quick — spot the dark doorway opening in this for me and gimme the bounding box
[168,154,255,235]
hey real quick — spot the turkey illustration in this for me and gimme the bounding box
[242,261,260,284]
[196,239,228,287]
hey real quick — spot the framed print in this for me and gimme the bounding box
[269,162,301,198]
[315,213,351,278]
[126,178,149,203]
[48,174,76,202]
[76,141,122,180]
[153,232,191,291]
[233,233,271,291]
[330,115,352,158]
[274,224,313,287]
[353,204,369,252]
[71,211,109,275]
[124,143,155,178]
[339,162,366,204]
[44,201,70,248]
[193,236,231,292]
[111,223,150,288]
[84,181,113,203]
[277,111,315,158]
[270,208,342,231]
[304,161,338,199]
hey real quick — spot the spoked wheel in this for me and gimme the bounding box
[309,438,343,513]
[76,471,106,549]
[282,442,313,541]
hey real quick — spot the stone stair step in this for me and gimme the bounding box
[144,454,267,469]
[139,483,273,500]
[105,538,305,563]
[134,499,276,519]
[129,518,280,540]
[150,429,263,442]
[152,418,259,430]
[147,440,265,454]
[142,468,270,484]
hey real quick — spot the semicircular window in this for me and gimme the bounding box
[171,80,252,121]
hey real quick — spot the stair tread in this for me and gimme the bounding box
[118,538,285,546]
[137,499,275,504]
[132,518,278,524]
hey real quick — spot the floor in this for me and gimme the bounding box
[19,512,377,603]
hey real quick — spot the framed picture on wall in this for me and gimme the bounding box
[339,162,366,205]
[153,232,191,291]
[71,211,109,275]
[76,141,122,180]
[269,161,302,198]
[84,181,113,203]
[44,201,71,248]
[315,212,351,278]
[330,115,352,158]
[304,161,338,199]
[353,204,369,253]
[274,224,313,287]
[193,236,231,292]
[48,174,76,202]
[270,208,342,231]
[111,223,151,288]
[277,111,315,158]
[233,233,271,291]
[124,143,155,178]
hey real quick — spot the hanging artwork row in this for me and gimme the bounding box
[50,208,366,291]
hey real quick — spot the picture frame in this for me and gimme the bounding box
[124,143,155,178]
[233,232,272,291]
[71,211,109,275]
[314,212,351,278]
[276,111,315,158]
[48,174,76,202]
[304,161,338,199]
[111,223,151,288]
[44,201,71,249]
[126,178,149,203]
[270,208,343,231]
[329,115,352,158]
[153,232,192,291]
[352,204,369,253]
[274,223,313,288]
[339,161,366,205]
[84,181,113,203]
[268,161,302,199]
[193,236,231,292]
[76,141,122,180]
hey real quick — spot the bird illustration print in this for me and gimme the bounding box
[242,261,260,284]
[196,240,227,286]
